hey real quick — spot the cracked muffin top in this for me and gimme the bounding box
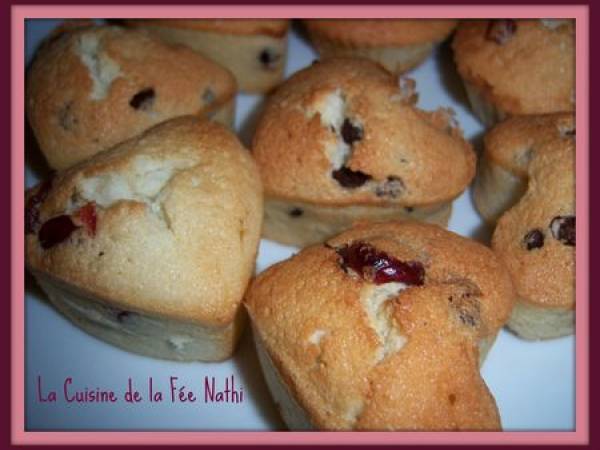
[453,19,575,116]
[26,23,236,170]
[483,112,575,177]
[25,117,263,326]
[245,221,514,430]
[251,58,476,207]
[303,19,457,47]
[492,137,575,309]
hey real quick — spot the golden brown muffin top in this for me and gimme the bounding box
[26,24,236,170]
[304,19,457,46]
[453,19,574,116]
[492,137,575,309]
[252,58,475,207]
[26,117,263,326]
[246,221,514,430]
[484,113,575,177]
[124,19,290,37]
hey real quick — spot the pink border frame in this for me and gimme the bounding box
[11,5,589,446]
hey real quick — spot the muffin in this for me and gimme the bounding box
[245,221,514,430]
[453,19,575,127]
[25,117,263,361]
[252,58,476,247]
[474,113,575,223]
[303,20,457,74]
[124,19,289,93]
[26,23,237,171]
[492,136,575,340]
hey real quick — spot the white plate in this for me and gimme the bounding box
[24,20,574,431]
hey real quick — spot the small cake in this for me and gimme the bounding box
[474,113,575,223]
[245,221,514,430]
[124,19,289,93]
[25,117,263,361]
[492,136,575,340]
[26,23,237,171]
[252,58,476,247]
[303,19,457,74]
[452,19,575,127]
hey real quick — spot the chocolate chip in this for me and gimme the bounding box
[341,119,363,145]
[404,206,414,213]
[486,19,517,45]
[202,87,215,105]
[259,48,281,70]
[564,128,575,136]
[38,215,79,249]
[550,216,575,246]
[289,208,303,217]
[332,167,371,188]
[375,176,405,198]
[523,229,545,250]
[98,251,105,257]
[129,88,155,110]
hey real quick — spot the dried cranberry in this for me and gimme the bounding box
[38,215,79,249]
[523,229,545,250]
[336,242,425,286]
[341,119,363,145]
[25,178,53,234]
[289,207,303,217]
[550,216,575,246]
[77,202,97,236]
[332,167,371,188]
[129,88,155,110]
[486,19,517,45]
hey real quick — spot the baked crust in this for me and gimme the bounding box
[246,221,514,430]
[483,113,575,176]
[26,116,263,327]
[492,137,575,310]
[452,19,574,117]
[26,24,237,170]
[304,20,457,47]
[252,58,475,207]
[125,19,290,37]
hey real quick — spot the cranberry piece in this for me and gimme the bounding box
[332,167,372,188]
[25,178,53,234]
[38,215,79,249]
[375,176,405,198]
[129,88,155,110]
[77,202,97,236]
[336,242,425,286]
[523,229,545,250]
[486,19,517,45]
[341,119,363,145]
[289,207,303,217]
[550,216,575,246]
